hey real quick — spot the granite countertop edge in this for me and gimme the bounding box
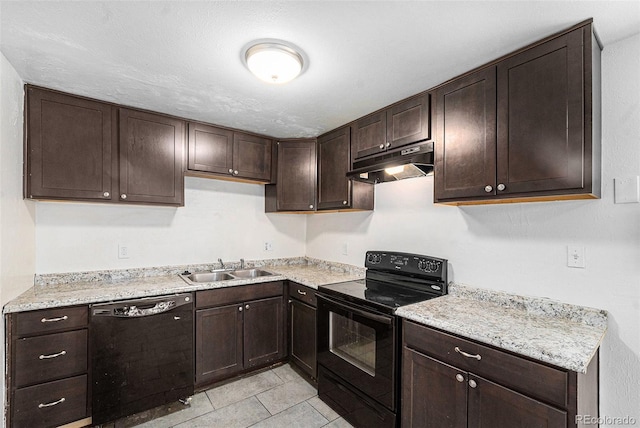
[3,257,365,314]
[396,283,607,374]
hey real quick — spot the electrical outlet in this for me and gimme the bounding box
[264,241,273,252]
[567,245,585,268]
[118,244,130,259]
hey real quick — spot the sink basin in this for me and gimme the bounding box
[229,269,275,279]
[179,268,275,284]
[186,271,234,282]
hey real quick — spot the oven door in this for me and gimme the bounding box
[317,294,396,410]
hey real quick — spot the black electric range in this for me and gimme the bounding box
[316,251,448,428]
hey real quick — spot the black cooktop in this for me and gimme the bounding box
[318,251,448,315]
[320,278,442,315]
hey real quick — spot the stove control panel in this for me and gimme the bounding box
[365,251,447,281]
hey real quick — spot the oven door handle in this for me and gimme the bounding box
[318,295,393,325]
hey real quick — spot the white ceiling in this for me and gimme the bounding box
[1,1,639,139]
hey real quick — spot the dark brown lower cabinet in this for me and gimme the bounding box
[6,306,90,428]
[195,304,243,384]
[402,320,598,428]
[244,296,285,368]
[195,283,286,387]
[287,283,317,379]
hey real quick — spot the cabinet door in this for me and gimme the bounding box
[290,299,317,378]
[467,374,567,428]
[187,122,233,175]
[276,140,317,211]
[26,87,113,201]
[244,296,285,368]
[195,305,243,385]
[434,67,497,202]
[387,93,431,149]
[119,108,185,205]
[233,132,272,181]
[318,126,352,210]
[402,347,467,428]
[353,110,387,159]
[496,28,585,196]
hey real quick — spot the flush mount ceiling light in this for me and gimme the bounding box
[245,42,304,84]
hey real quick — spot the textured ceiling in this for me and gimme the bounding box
[1,1,639,139]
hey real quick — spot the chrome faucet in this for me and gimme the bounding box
[218,258,225,269]
[240,258,245,269]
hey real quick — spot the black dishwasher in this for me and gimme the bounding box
[90,293,194,425]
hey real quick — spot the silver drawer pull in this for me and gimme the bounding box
[455,346,481,360]
[297,289,307,296]
[174,316,181,320]
[39,350,66,360]
[38,397,65,408]
[41,315,68,323]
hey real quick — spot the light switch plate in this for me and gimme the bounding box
[614,177,640,204]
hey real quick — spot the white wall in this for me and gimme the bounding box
[35,177,307,273]
[307,33,640,424]
[1,52,36,427]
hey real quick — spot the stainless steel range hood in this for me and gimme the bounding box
[347,141,434,184]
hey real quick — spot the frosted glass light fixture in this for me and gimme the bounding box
[245,42,303,84]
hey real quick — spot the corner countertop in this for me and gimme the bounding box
[3,257,364,314]
[396,283,607,374]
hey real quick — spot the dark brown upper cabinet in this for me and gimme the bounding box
[25,86,185,207]
[187,122,272,183]
[265,139,317,212]
[119,108,185,206]
[233,132,272,182]
[434,68,497,201]
[25,87,114,202]
[317,126,373,211]
[435,21,601,205]
[353,93,431,160]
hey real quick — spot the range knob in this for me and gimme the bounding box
[417,260,428,271]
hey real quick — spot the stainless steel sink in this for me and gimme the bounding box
[179,268,275,284]
[229,268,275,278]
[185,271,234,282]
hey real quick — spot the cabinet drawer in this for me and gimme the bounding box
[403,320,568,408]
[197,281,283,308]
[14,306,88,337]
[14,329,87,388]
[289,283,316,307]
[12,374,88,428]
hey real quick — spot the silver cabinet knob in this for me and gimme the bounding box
[245,304,250,309]
[342,200,348,205]
[238,306,243,312]
[497,183,506,191]
[233,170,239,175]
[103,191,110,198]
[469,379,477,388]
[228,168,233,174]
[484,185,493,193]
[379,144,385,149]
[386,142,391,148]
[309,204,314,209]
[121,194,127,199]
[456,374,464,383]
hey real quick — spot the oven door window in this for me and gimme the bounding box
[329,312,376,376]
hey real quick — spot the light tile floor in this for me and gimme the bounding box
[108,364,354,428]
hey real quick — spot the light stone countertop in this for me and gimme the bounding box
[3,257,365,314]
[396,283,607,374]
